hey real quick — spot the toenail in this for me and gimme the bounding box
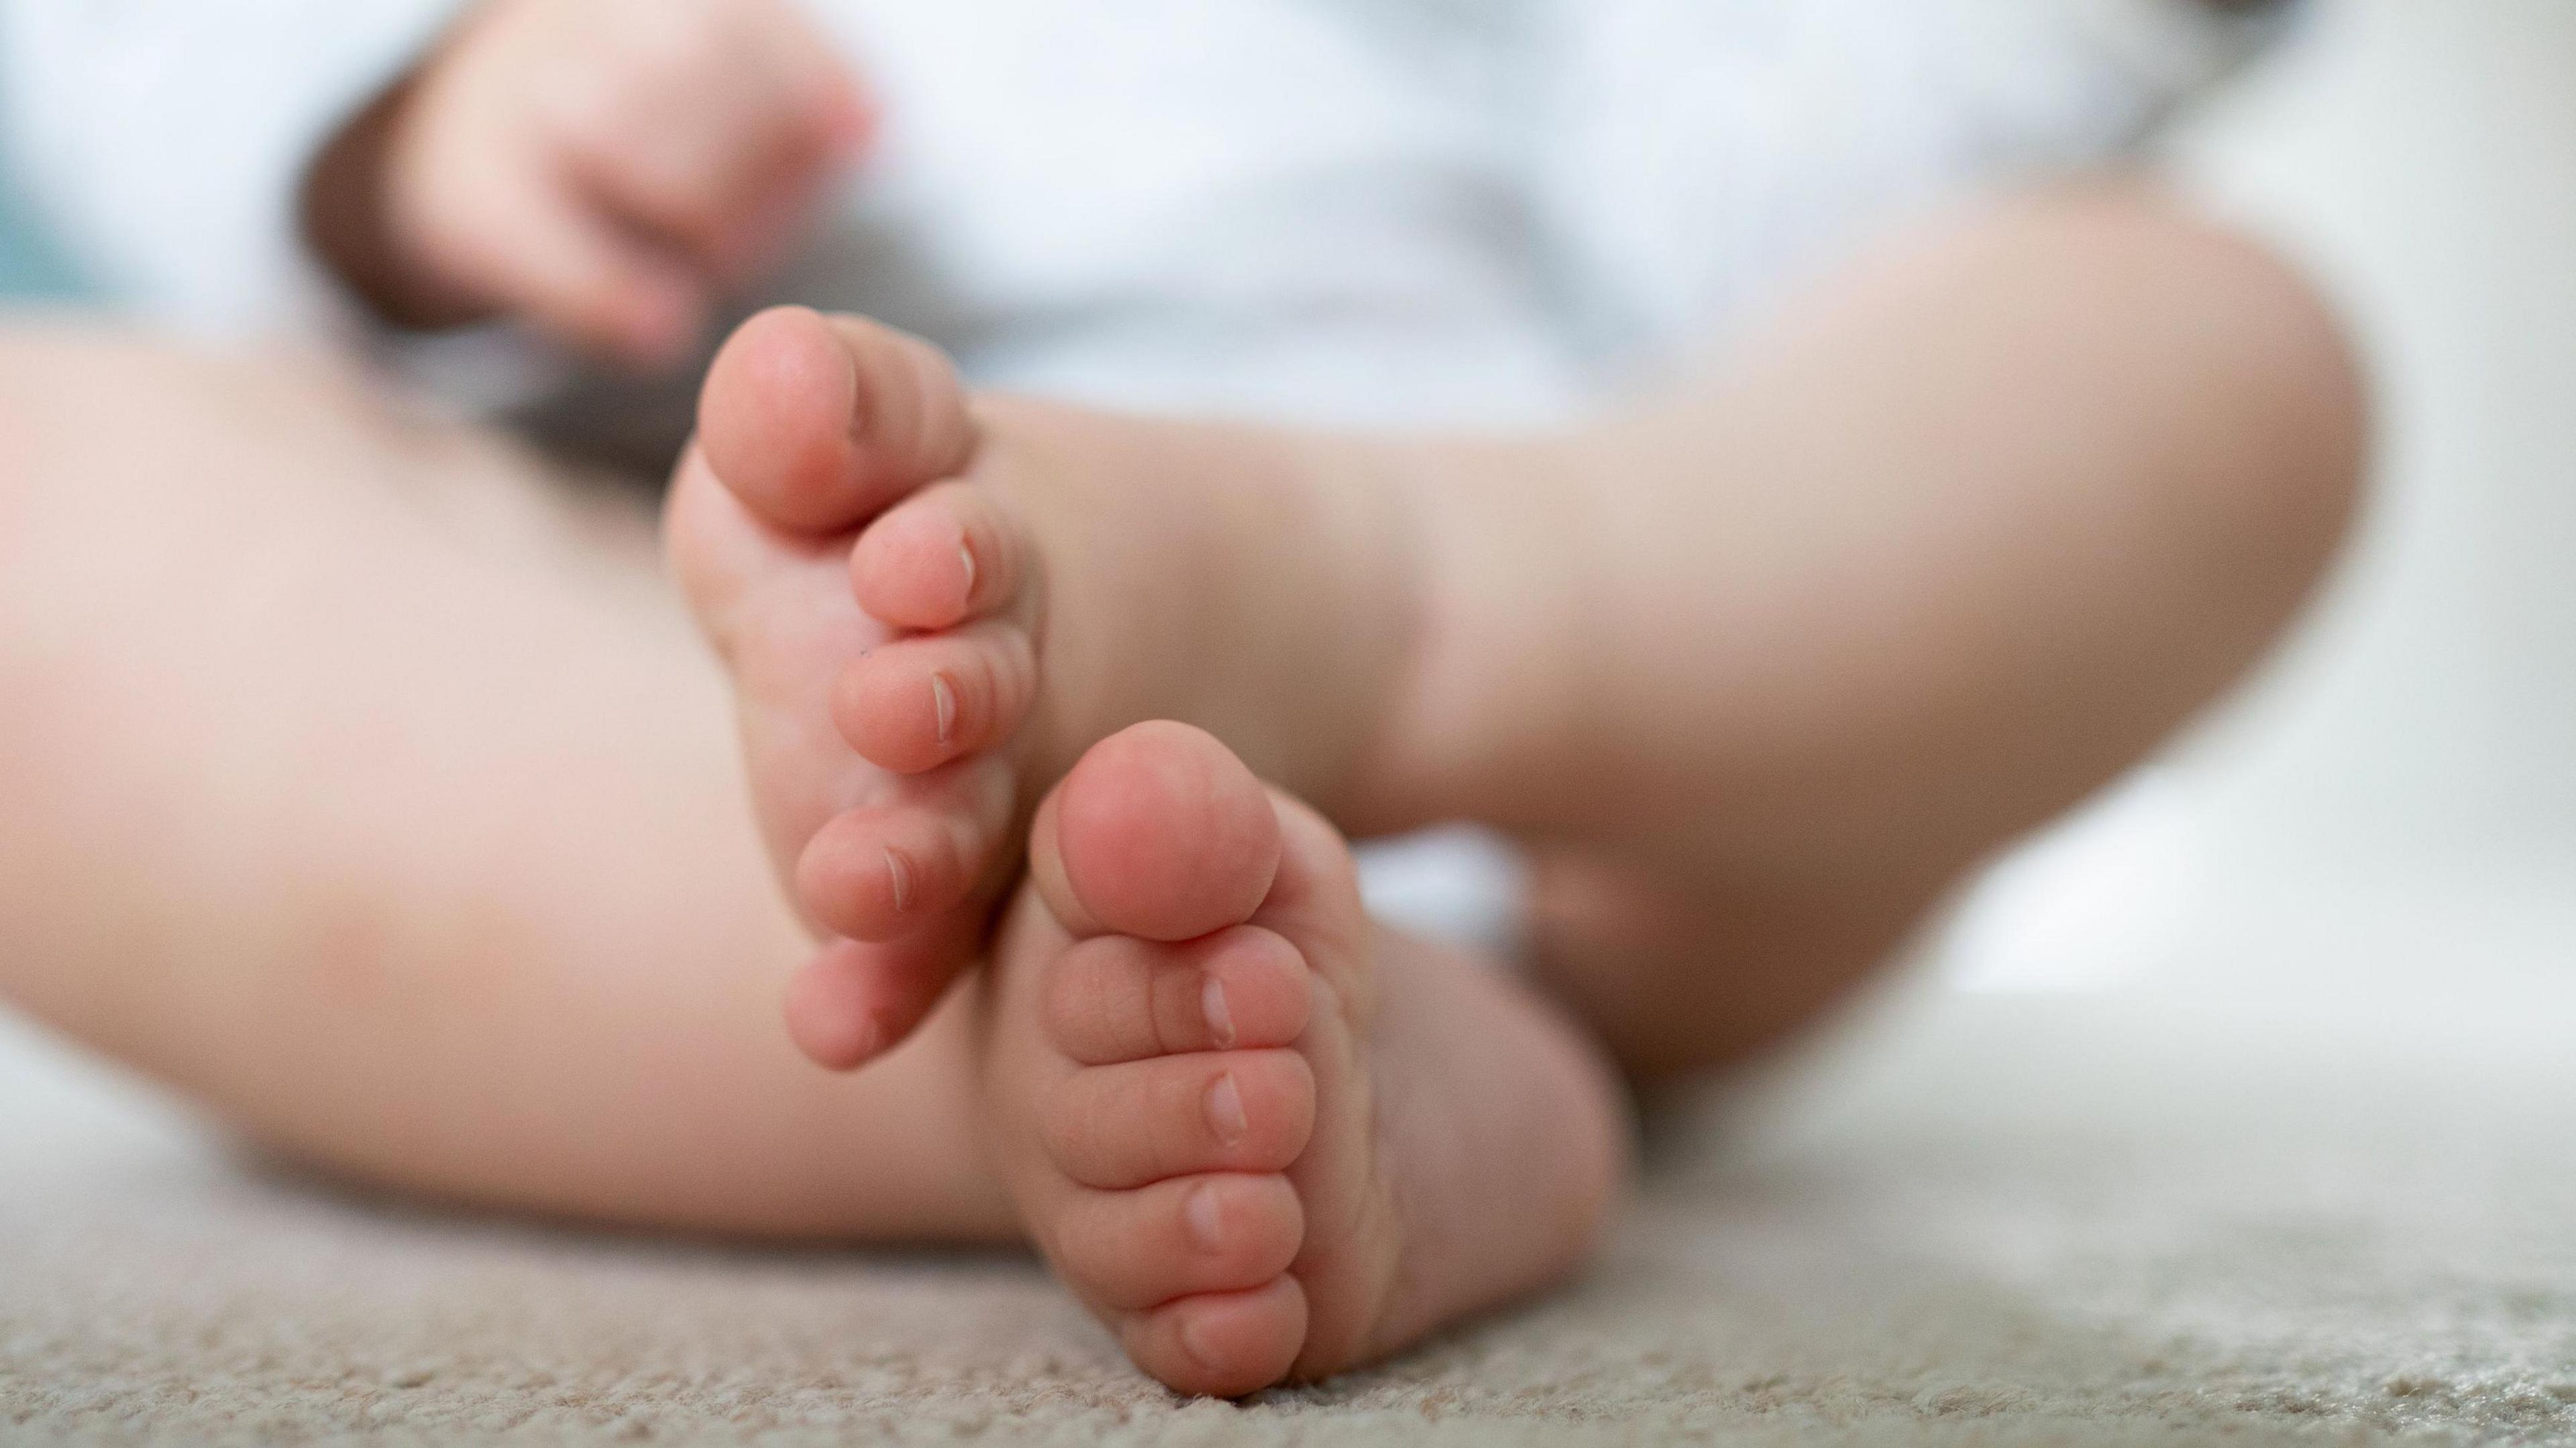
[883,846,916,912]
[1205,1073,1248,1145]
[930,672,957,745]
[1182,1181,1226,1253]
[957,540,977,604]
[1201,977,1236,1049]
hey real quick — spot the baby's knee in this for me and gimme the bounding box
[2176,213,2368,590]
[2021,184,2369,607]
[2132,190,2367,576]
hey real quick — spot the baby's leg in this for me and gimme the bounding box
[0,324,1010,1239]
[671,309,1424,1064]
[681,183,2362,1092]
[1360,184,2369,1075]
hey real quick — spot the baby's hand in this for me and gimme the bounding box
[307,0,870,367]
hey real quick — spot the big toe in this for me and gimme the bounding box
[698,305,975,534]
[1032,722,1284,943]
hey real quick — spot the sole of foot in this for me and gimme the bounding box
[669,307,1419,1069]
[974,721,1631,1396]
[667,305,1007,1062]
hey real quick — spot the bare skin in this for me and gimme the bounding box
[0,185,2363,1392]
[667,307,1421,1065]
[976,722,1623,1394]
[663,184,2361,1390]
[668,313,1641,1387]
[303,0,871,366]
[0,329,1011,1240]
[677,185,2366,1080]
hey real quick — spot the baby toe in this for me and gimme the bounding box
[832,622,1037,775]
[699,307,972,534]
[1042,1050,1315,1190]
[851,480,1027,630]
[1041,927,1313,1066]
[1036,722,1284,944]
[781,926,981,1070]
[1122,1278,1309,1398]
[1047,1174,1303,1313]
[794,759,1014,941]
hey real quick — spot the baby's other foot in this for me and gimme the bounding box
[977,722,1629,1395]
[672,306,1424,1068]
[667,306,1002,1064]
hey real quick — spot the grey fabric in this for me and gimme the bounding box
[5,985,2573,1445]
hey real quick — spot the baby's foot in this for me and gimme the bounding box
[668,307,1419,1065]
[667,309,991,1060]
[976,722,1629,1394]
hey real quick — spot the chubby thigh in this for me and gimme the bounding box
[0,322,1015,1241]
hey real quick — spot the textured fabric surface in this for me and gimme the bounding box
[5,986,2574,1446]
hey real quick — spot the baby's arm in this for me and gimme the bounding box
[0,0,866,368]
[302,0,871,368]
